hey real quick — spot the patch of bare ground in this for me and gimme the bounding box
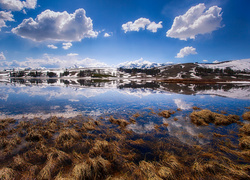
[190,109,240,126]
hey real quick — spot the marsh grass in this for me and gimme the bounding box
[0,109,249,179]
[242,111,250,120]
[190,109,240,126]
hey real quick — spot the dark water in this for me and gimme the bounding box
[0,79,249,145]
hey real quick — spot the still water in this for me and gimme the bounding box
[1,79,249,145]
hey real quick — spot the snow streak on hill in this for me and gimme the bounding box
[200,59,250,72]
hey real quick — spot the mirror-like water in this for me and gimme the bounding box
[1,79,249,145]
[1,78,250,179]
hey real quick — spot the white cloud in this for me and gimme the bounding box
[0,0,37,11]
[175,46,197,58]
[203,60,208,62]
[0,54,108,69]
[146,21,163,33]
[104,32,111,37]
[167,3,223,40]
[0,52,6,60]
[213,60,219,63]
[47,44,58,49]
[0,11,14,31]
[122,17,162,33]
[62,42,72,50]
[12,8,98,42]
[67,53,78,56]
[174,99,192,110]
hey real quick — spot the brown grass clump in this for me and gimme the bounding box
[239,136,250,150]
[0,118,16,130]
[133,113,141,118]
[0,167,16,180]
[109,116,130,128]
[159,110,175,118]
[190,109,214,126]
[38,150,72,179]
[242,111,250,120]
[72,156,111,180]
[161,152,182,172]
[89,140,111,157]
[190,109,240,126]
[23,149,47,164]
[56,129,80,144]
[25,130,43,142]
[82,121,96,131]
[213,133,227,137]
[158,166,174,179]
[239,123,250,136]
[193,106,201,110]
[129,118,136,124]
[191,161,204,177]
[139,161,161,180]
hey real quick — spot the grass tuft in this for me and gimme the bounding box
[0,167,16,180]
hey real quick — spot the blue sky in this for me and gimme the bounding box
[0,0,249,69]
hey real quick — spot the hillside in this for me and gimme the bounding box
[1,59,249,82]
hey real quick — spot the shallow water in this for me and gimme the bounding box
[1,79,249,145]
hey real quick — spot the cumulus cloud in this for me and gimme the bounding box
[146,21,163,33]
[0,54,108,70]
[104,32,111,37]
[203,60,208,62]
[47,44,58,49]
[62,42,72,50]
[67,53,78,56]
[175,46,197,58]
[167,3,223,40]
[12,8,98,42]
[0,52,6,60]
[0,11,14,30]
[0,0,37,11]
[122,17,162,33]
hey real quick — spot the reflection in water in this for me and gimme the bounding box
[0,79,249,146]
[4,78,250,99]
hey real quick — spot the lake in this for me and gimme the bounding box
[1,78,250,179]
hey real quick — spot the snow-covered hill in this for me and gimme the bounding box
[199,59,250,72]
[117,58,172,69]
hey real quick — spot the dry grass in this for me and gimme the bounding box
[192,106,201,110]
[25,130,43,142]
[139,161,161,180]
[158,166,174,179]
[161,152,182,172]
[239,136,250,150]
[72,156,111,180]
[191,161,204,177]
[109,116,130,128]
[190,109,240,126]
[38,150,72,179]
[158,110,175,119]
[242,111,250,120]
[0,109,249,180]
[0,167,16,180]
[239,123,250,136]
[89,140,111,156]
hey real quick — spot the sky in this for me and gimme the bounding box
[0,0,249,69]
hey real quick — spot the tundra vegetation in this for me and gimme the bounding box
[0,109,250,180]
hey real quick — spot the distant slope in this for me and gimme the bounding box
[199,59,250,72]
[118,59,172,69]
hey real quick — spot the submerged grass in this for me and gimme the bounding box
[190,109,240,126]
[0,108,249,179]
